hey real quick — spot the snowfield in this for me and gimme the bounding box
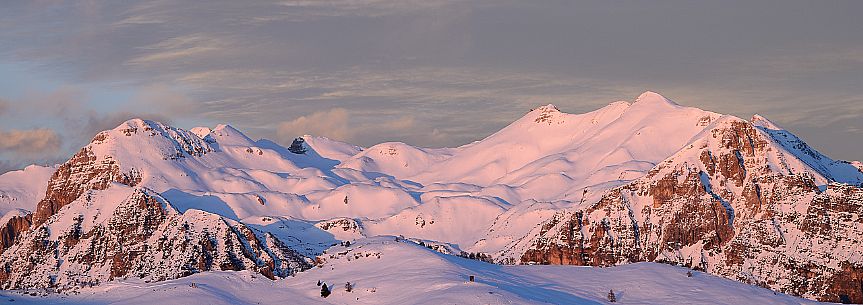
[0,237,822,305]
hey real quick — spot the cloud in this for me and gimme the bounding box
[0,128,61,155]
[276,108,353,141]
[732,47,863,76]
[378,116,415,130]
[275,108,430,147]
[128,84,198,116]
[127,34,229,66]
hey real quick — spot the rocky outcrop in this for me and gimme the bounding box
[0,213,31,255]
[32,147,134,226]
[0,187,311,290]
[315,217,365,240]
[516,117,863,303]
[315,217,362,234]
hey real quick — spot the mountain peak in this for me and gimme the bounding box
[531,104,560,113]
[190,126,212,139]
[634,91,679,107]
[209,124,255,146]
[113,118,154,131]
[213,123,235,131]
[751,114,782,130]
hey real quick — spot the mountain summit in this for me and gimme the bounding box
[634,90,680,107]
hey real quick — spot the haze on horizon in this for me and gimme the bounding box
[0,0,861,173]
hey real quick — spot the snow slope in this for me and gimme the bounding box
[409,92,721,196]
[0,237,821,305]
[337,142,456,179]
[0,165,55,215]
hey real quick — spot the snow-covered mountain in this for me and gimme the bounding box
[0,91,860,303]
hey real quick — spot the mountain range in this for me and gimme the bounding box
[1,91,861,303]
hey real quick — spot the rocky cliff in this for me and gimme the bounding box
[516,116,863,302]
[0,119,310,290]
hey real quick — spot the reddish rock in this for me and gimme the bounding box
[0,214,32,254]
[519,119,863,302]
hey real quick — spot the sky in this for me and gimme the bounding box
[0,0,861,172]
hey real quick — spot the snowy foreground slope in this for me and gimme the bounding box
[0,238,821,305]
[0,91,861,303]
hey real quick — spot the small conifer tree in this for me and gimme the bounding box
[607,289,616,302]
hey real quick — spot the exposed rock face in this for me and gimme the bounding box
[0,213,31,255]
[32,147,134,226]
[0,187,311,290]
[516,118,863,303]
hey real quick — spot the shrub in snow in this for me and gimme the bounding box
[607,289,616,302]
[458,251,495,264]
[321,283,331,298]
[345,282,353,292]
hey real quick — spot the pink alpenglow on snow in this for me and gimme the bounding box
[0,92,860,304]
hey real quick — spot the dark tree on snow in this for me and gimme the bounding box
[345,282,353,292]
[288,137,307,154]
[607,289,616,302]
[321,283,331,298]
[317,280,321,286]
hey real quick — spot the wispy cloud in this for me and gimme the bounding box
[274,107,444,147]
[0,128,61,155]
[277,108,353,141]
[128,34,231,66]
